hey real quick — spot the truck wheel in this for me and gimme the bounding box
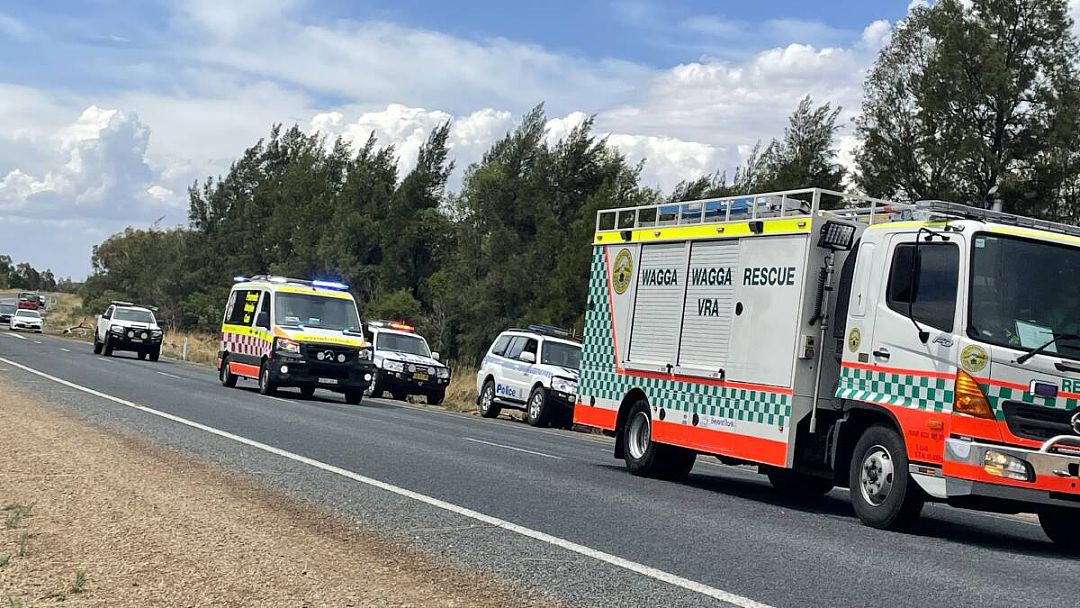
[391,390,407,401]
[258,360,277,396]
[427,390,445,405]
[526,387,550,427]
[219,356,237,388]
[1038,507,1080,550]
[478,380,501,418]
[102,335,114,357]
[344,390,364,405]
[764,466,834,497]
[93,333,103,355]
[622,399,696,481]
[148,347,160,362]
[366,374,384,399]
[849,424,924,530]
[138,350,147,360]
[299,385,316,399]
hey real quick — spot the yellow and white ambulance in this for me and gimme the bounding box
[217,275,375,404]
[576,187,1080,545]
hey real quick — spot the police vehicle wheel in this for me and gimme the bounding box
[366,375,384,399]
[427,390,445,405]
[149,348,160,362]
[258,360,277,396]
[102,335,114,357]
[622,400,696,481]
[344,390,364,405]
[479,380,500,419]
[92,333,103,355]
[138,350,147,360]
[299,385,316,399]
[526,387,550,427]
[219,356,238,388]
[764,466,834,497]
[849,424,924,530]
[391,390,407,401]
[1038,507,1080,550]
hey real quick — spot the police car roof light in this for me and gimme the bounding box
[523,324,579,340]
[312,279,349,291]
[389,322,414,331]
[110,300,134,307]
[233,276,247,283]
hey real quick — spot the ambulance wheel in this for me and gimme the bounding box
[849,424,924,530]
[479,380,501,418]
[299,385,316,399]
[149,347,160,362]
[526,387,551,427]
[93,333,103,354]
[1038,507,1080,550]
[764,467,834,497]
[138,350,147,360]
[622,400,696,481]
[219,356,237,388]
[258,360,277,396]
[344,390,364,405]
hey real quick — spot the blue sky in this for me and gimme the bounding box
[0,1,944,277]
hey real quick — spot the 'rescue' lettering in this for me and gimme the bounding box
[1064,378,1079,393]
[641,268,679,287]
[743,266,797,286]
[690,267,732,286]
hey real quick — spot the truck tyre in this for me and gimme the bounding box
[622,399,696,481]
[849,424,924,530]
[258,360,277,396]
[219,356,237,388]
[102,335,114,357]
[391,390,407,401]
[148,347,160,362]
[138,350,147,360]
[427,390,445,405]
[299,385,316,399]
[344,390,364,405]
[93,333,103,355]
[764,466,834,497]
[1038,507,1080,550]
[366,374,384,399]
[479,380,501,418]
[526,386,551,427]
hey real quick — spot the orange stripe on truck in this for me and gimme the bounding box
[574,403,617,430]
[229,361,261,379]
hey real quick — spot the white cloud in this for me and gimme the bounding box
[0,12,29,41]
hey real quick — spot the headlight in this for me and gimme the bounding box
[983,450,1033,482]
[551,376,577,395]
[151,330,163,337]
[358,347,373,361]
[110,326,124,334]
[276,338,300,354]
[437,367,450,379]
[384,360,404,372]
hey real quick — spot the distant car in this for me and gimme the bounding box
[0,301,16,326]
[366,320,450,404]
[93,301,163,360]
[17,292,40,311]
[9,309,43,332]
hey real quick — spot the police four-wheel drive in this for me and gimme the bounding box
[476,325,581,428]
[94,302,163,360]
[366,321,450,404]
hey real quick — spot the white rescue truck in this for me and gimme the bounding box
[575,187,1080,545]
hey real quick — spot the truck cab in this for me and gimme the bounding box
[366,320,450,404]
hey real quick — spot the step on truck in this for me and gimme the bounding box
[574,187,1080,545]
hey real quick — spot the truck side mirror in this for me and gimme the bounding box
[431,351,440,361]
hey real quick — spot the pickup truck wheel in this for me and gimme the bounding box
[849,425,924,530]
[622,400,696,481]
[148,347,160,362]
[478,380,500,418]
[258,360,277,396]
[344,390,364,405]
[427,390,445,405]
[219,356,238,388]
[138,350,147,360]
[391,390,407,401]
[1038,507,1080,550]
[366,374,384,399]
[93,333,103,355]
[102,335,114,356]
[764,466,834,497]
[526,387,550,427]
[299,385,316,399]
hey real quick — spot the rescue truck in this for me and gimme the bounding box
[575,187,1080,545]
[366,320,451,403]
[218,276,376,404]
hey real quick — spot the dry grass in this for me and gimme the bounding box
[443,364,479,413]
[161,330,219,366]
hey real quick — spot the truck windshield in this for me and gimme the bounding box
[114,309,156,324]
[274,293,361,332]
[969,233,1080,361]
[541,341,581,369]
[376,333,430,357]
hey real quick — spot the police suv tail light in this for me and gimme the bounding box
[276,338,301,354]
[983,450,1033,482]
[953,370,995,419]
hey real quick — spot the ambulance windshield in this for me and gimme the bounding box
[969,233,1080,361]
[274,293,361,332]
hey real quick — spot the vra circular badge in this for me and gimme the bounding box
[613,248,633,295]
[961,345,988,373]
[847,328,861,352]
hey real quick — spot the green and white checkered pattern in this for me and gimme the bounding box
[835,366,954,412]
[982,384,1079,420]
[580,246,791,426]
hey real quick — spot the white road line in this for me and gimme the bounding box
[266,395,299,405]
[32,340,42,344]
[155,371,181,379]
[463,437,563,460]
[5,333,26,340]
[60,348,71,352]
[0,355,770,608]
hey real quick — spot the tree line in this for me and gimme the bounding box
[81,0,1080,362]
[0,255,77,293]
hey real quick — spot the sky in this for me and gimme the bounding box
[0,0,1074,279]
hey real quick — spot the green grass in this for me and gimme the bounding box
[0,553,10,568]
[2,504,32,529]
[70,570,87,594]
[16,532,28,557]
[6,596,24,608]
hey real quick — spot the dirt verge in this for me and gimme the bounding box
[0,379,555,607]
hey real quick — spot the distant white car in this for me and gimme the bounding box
[9,309,43,332]
[476,325,581,428]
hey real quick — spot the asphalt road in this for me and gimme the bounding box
[1,331,1076,607]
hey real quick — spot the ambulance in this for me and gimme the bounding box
[217,275,376,404]
[575,187,1080,545]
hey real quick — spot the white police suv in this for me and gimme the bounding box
[475,325,581,428]
[93,301,163,360]
[367,321,450,404]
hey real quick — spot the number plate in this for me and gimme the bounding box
[132,338,143,343]
[413,372,429,381]
[318,378,339,385]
